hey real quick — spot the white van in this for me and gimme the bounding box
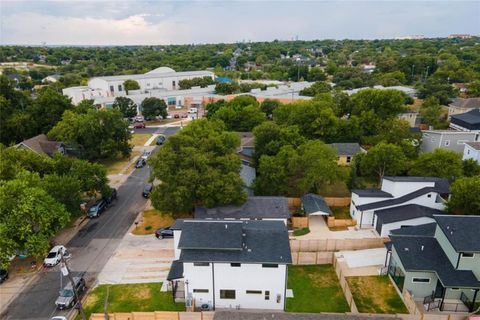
[188,107,198,114]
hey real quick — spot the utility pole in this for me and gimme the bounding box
[104,286,110,320]
[60,252,87,320]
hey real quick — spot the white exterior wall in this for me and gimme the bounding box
[463,145,480,163]
[379,217,435,237]
[350,193,390,219]
[381,180,435,198]
[183,262,286,310]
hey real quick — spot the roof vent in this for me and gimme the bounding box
[421,245,424,251]
[225,224,228,229]
[404,247,409,251]
[247,248,252,252]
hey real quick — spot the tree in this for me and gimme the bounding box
[462,159,480,177]
[350,89,407,119]
[215,82,240,95]
[206,100,227,119]
[409,149,463,182]
[0,179,69,267]
[419,97,443,128]
[254,141,341,196]
[75,100,96,114]
[28,87,73,133]
[123,79,140,94]
[307,67,327,82]
[113,97,137,118]
[417,78,457,105]
[212,105,266,132]
[260,99,281,118]
[466,80,480,97]
[359,143,407,183]
[299,81,331,96]
[447,176,480,215]
[140,97,168,119]
[149,119,246,214]
[48,109,131,160]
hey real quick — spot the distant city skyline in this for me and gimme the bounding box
[1,1,479,46]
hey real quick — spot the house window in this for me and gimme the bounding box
[246,290,262,294]
[220,290,236,299]
[172,80,176,88]
[118,85,122,91]
[110,85,114,92]
[427,194,432,198]
[461,253,475,258]
[346,156,351,163]
[230,263,241,267]
[193,289,209,293]
[444,140,450,146]
[265,290,270,300]
[412,277,430,283]
[193,262,210,267]
[262,264,278,268]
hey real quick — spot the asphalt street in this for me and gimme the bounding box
[4,126,180,320]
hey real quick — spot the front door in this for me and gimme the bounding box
[434,280,445,299]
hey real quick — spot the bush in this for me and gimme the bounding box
[144,225,152,231]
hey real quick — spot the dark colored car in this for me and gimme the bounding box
[87,199,107,218]
[135,158,146,168]
[156,135,166,145]
[0,269,8,284]
[174,114,180,119]
[103,188,117,205]
[133,122,146,129]
[142,184,153,198]
[155,227,174,239]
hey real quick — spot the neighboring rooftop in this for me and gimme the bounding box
[450,109,480,127]
[166,260,183,281]
[178,220,292,264]
[352,189,393,198]
[16,134,64,157]
[90,69,213,82]
[390,236,480,288]
[389,223,437,237]
[301,193,332,215]
[449,97,480,109]
[465,141,480,150]
[434,215,480,253]
[194,196,290,220]
[374,204,444,226]
[329,143,363,156]
[238,132,255,148]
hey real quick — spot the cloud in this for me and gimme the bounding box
[0,1,479,45]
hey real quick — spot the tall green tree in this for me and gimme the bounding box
[350,89,407,119]
[260,99,281,118]
[419,97,443,128]
[123,79,140,93]
[359,143,407,183]
[447,176,480,215]
[409,149,463,182]
[149,119,246,214]
[113,96,137,118]
[28,87,73,133]
[140,97,168,119]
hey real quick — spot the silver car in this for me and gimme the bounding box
[55,277,86,309]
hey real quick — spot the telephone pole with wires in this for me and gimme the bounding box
[60,252,87,320]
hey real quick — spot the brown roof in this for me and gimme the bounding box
[450,98,480,109]
[18,134,63,157]
[465,141,480,150]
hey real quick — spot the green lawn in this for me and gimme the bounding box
[286,265,350,313]
[82,283,184,318]
[347,276,408,314]
[330,206,351,219]
[293,228,310,236]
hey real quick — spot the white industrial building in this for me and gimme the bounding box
[167,219,291,311]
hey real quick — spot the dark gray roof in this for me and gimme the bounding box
[450,109,480,130]
[301,193,332,215]
[352,189,393,198]
[214,311,399,320]
[434,215,480,252]
[166,260,183,280]
[194,197,290,220]
[374,204,444,225]
[178,221,244,250]
[329,143,363,156]
[179,220,292,264]
[391,236,480,288]
[239,146,254,158]
[357,178,449,211]
[389,223,437,237]
[171,219,185,230]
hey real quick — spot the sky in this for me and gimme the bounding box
[1,0,479,46]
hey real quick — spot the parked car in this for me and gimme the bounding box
[55,276,86,310]
[43,245,70,267]
[103,188,117,205]
[0,269,8,283]
[181,114,188,118]
[174,114,180,119]
[135,116,144,122]
[135,158,147,168]
[50,317,67,320]
[87,199,107,218]
[156,135,166,145]
[133,122,146,129]
[141,151,152,160]
[155,227,174,239]
[142,184,153,198]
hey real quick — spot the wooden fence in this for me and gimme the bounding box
[291,251,334,265]
[290,238,386,252]
[324,197,351,207]
[401,290,470,320]
[91,312,214,320]
[333,255,358,313]
[291,216,309,228]
[326,216,356,228]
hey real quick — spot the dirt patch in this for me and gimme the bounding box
[131,209,175,235]
[83,291,99,307]
[134,287,151,300]
[307,270,337,287]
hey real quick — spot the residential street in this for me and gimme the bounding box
[3,126,179,320]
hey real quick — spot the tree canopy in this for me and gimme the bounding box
[113,96,137,118]
[447,176,480,215]
[140,97,168,119]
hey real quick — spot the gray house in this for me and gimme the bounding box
[386,215,480,313]
[448,97,480,118]
[420,130,478,153]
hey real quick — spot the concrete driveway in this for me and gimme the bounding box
[299,216,378,239]
[97,232,174,284]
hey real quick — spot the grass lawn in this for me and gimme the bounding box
[130,133,152,146]
[293,228,310,236]
[318,180,351,197]
[286,265,350,313]
[82,283,184,318]
[347,276,408,314]
[99,150,141,175]
[132,209,175,235]
[330,207,351,220]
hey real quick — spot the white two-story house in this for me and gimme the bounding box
[167,219,292,311]
[350,177,450,230]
